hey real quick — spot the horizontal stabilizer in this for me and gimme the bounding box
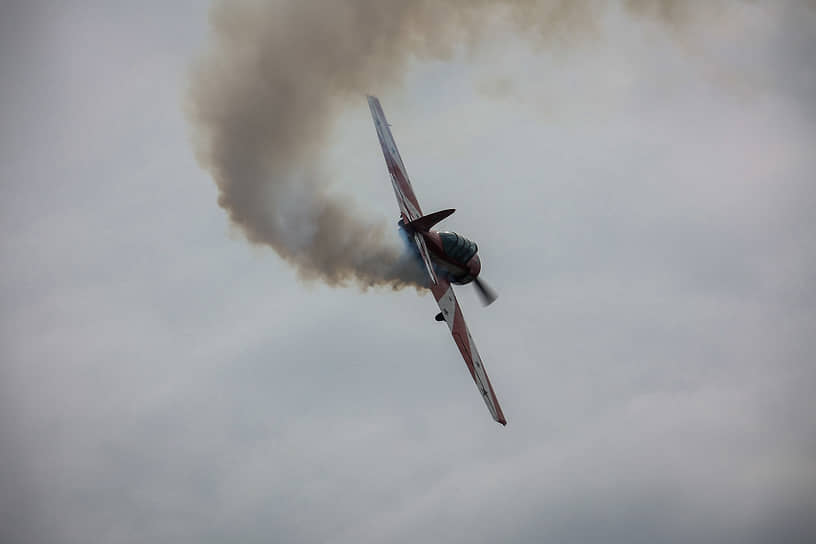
[405,209,455,232]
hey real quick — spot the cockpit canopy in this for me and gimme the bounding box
[439,232,478,263]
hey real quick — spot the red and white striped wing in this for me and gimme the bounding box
[432,280,507,425]
[367,95,423,223]
[368,96,505,425]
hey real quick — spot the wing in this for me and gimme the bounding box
[413,232,438,285]
[368,95,504,425]
[367,95,423,223]
[432,280,507,425]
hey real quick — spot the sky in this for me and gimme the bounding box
[1,1,815,543]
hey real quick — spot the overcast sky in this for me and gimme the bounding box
[2,2,815,543]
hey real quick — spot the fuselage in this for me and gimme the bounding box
[423,230,481,284]
[395,222,481,285]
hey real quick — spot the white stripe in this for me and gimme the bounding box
[437,286,457,332]
[466,330,499,419]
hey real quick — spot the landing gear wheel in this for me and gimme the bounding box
[434,312,445,322]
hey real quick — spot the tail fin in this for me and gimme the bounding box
[404,209,455,232]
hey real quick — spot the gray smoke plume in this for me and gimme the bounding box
[186,0,727,289]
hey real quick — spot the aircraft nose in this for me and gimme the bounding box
[468,254,482,278]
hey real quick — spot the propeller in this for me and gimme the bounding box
[473,276,498,306]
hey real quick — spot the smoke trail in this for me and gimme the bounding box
[185,0,724,289]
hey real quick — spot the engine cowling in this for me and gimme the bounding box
[437,232,481,284]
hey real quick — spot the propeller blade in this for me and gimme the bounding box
[473,277,498,306]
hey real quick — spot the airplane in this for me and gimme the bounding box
[367,95,507,426]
